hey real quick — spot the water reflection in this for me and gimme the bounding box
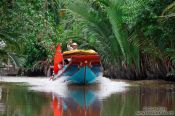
[0,87,5,113]
[0,78,175,116]
[52,97,63,116]
[139,84,175,113]
[52,87,102,116]
[0,87,2,100]
[0,83,53,116]
[50,82,175,116]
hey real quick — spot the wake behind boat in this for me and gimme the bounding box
[53,49,103,85]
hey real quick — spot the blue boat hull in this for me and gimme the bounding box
[63,65,102,84]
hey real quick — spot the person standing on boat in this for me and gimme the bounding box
[67,39,78,50]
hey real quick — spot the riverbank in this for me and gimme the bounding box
[103,65,175,82]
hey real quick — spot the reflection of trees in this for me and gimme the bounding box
[101,85,175,116]
[1,83,52,116]
[140,86,174,111]
[101,88,140,116]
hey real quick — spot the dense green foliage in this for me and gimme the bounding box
[0,0,59,67]
[0,0,175,79]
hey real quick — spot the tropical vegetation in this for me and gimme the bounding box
[0,0,175,80]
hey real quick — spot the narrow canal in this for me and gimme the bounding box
[0,77,175,116]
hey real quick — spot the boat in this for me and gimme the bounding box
[53,50,103,84]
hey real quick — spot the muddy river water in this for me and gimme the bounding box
[0,76,174,116]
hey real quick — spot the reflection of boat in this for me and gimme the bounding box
[68,89,96,108]
[52,97,63,116]
[52,87,101,116]
[55,50,103,85]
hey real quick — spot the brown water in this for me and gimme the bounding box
[0,77,175,116]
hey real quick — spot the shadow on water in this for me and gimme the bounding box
[0,77,175,116]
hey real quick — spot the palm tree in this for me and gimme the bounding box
[68,0,140,69]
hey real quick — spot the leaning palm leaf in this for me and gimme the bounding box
[8,53,21,67]
[162,1,175,15]
[161,1,175,19]
[106,0,139,67]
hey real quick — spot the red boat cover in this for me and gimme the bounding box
[70,55,101,65]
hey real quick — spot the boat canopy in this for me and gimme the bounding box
[63,50,101,65]
[63,50,97,58]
